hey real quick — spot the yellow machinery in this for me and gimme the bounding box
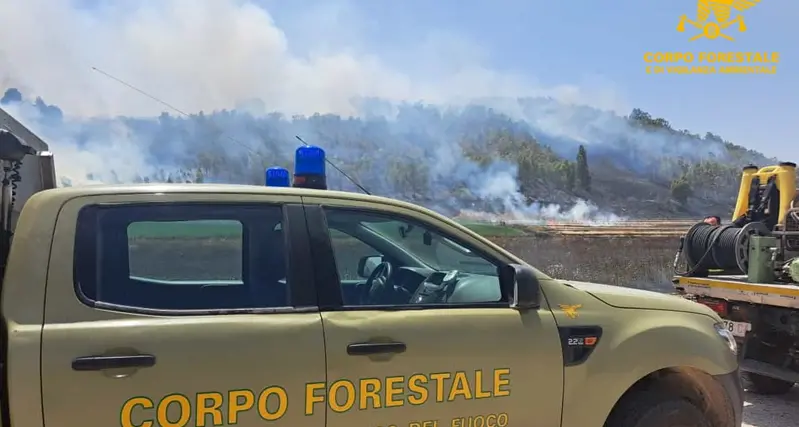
[676,162,799,279]
[732,162,797,227]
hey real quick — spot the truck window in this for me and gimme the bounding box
[328,229,381,280]
[363,218,499,276]
[74,203,291,312]
[324,208,503,307]
[128,219,244,281]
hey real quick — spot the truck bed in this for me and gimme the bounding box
[674,275,799,309]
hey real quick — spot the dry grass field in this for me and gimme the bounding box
[128,219,694,291]
[485,219,693,291]
[489,235,677,290]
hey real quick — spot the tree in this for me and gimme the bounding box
[557,161,576,191]
[576,145,591,192]
[670,178,692,204]
[388,160,430,196]
[193,168,206,183]
[15,89,768,216]
[629,108,651,123]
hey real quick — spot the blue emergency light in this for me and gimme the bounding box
[265,167,290,187]
[293,145,327,190]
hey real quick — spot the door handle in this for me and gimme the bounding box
[72,354,156,371]
[347,342,406,356]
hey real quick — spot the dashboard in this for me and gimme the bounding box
[392,266,502,305]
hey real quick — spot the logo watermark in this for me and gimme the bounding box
[643,0,778,75]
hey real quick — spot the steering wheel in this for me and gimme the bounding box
[362,261,394,304]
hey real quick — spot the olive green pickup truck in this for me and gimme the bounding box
[0,128,742,427]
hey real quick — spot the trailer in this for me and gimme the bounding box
[674,275,799,393]
[674,162,799,394]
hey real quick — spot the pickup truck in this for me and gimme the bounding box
[0,126,743,427]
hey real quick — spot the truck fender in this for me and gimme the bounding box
[560,311,738,427]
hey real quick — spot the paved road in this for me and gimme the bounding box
[743,385,798,427]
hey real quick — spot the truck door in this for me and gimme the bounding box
[40,195,325,427]
[301,201,564,427]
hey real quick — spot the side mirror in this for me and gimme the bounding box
[357,255,383,278]
[504,264,541,310]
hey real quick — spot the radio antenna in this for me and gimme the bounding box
[295,135,371,195]
[91,66,257,154]
[92,66,372,195]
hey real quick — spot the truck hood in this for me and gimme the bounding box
[564,280,718,317]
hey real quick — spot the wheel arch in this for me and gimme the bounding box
[603,366,736,427]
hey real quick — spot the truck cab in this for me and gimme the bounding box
[0,124,742,427]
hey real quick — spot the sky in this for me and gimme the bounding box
[1,0,797,159]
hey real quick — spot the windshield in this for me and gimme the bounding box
[363,221,498,276]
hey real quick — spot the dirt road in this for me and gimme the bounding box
[743,385,798,427]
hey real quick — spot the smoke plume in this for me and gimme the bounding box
[0,0,769,222]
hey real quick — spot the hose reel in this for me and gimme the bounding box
[683,221,770,275]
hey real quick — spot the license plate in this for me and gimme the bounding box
[722,320,751,338]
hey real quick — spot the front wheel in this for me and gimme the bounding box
[745,372,795,395]
[605,390,710,427]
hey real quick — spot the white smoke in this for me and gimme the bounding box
[0,0,624,118]
[464,163,625,224]
[0,102,154,186]
[0,0,642,222]
[457,201,626,226]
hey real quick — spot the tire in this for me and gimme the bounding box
[605,390,710,427]
[745,372,795,395]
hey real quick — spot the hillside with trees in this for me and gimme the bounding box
[0,88,776,219]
